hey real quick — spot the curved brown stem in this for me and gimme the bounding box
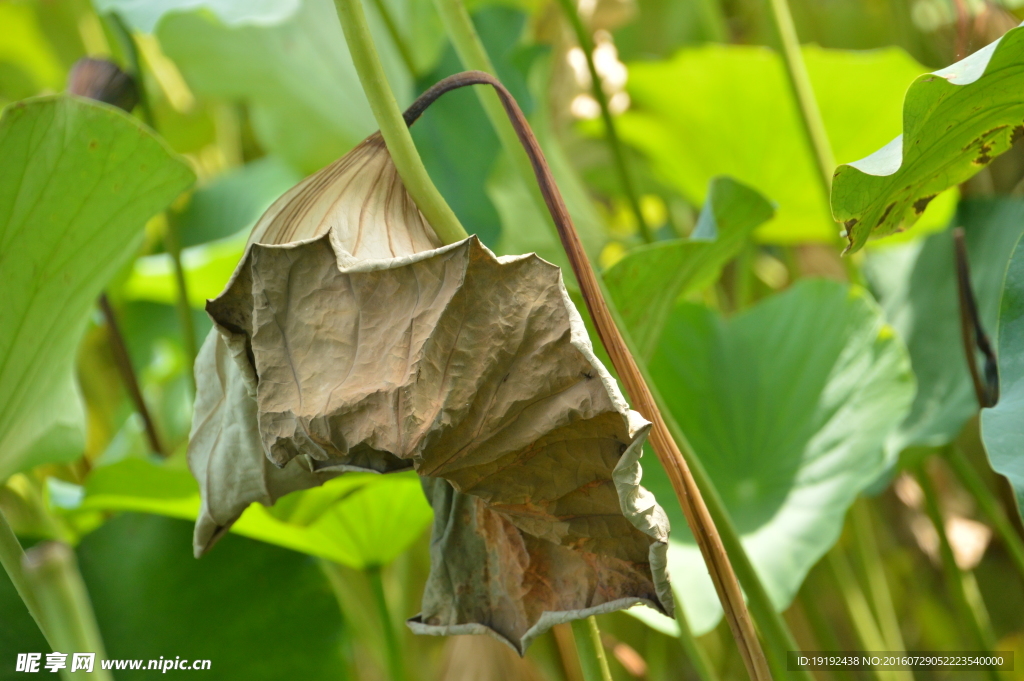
[953,227,999,408]
[402,70,772,681]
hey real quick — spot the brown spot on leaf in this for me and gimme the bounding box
[88,140,97,150]
[844,218,858,231]
[913,194,937,215]
[975,143,993,165]
[876,202,896,227]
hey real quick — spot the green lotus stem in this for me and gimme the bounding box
[365,564,407,681]
[916,464,1000,680]
[850,500,912,681]
[764,0,860,280]
[333,0,467,245]
[673,604,721,681]
[945,446,1024,583]
[97,295,167,456]
[555,0,651,243]
[106,14,198,384]
[368,0,418,77]
[22,542,114,681]
[764,0,834,195]
[798,588,855,681]
[828,547,893,681]
[0,509,55,649]
[430,0,555,231]
[161,212,199,387]
[695,0,729,42]
[570,616,613,681]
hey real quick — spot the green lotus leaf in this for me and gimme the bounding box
[617,45,929,244]
[604,176,774,360]
[642,280,914,634]
[982,228,1024,520]
[155,0,411,173]
[867,199,1024,457]
[0,95,194,482]
[832,23,1024,252]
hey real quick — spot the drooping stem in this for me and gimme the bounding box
[365,564,406,681]
[953,228,999,408]
[0,509,54,649]
[332,0,467,245]
[570,617,613,681]
[944,446,1024,582]
[98,295,166,457]
[402,70,771,681]
[850,499,910,658]
[555,0,651,242]
[916,463,1000,677]
[653,383,809,679]
[22,542,114,681]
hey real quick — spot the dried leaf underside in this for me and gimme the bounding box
[188,133,673,652]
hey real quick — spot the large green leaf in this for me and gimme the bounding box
[603,176,774,360]
[156,0,411,173]
[982,230,1024,520]
[832,24,1024,253]
[0,95,194,482]
[78,514,348,680]
[617,45,935,244]
[640,280,914,634]
[71,454,433,569]
[867,199,1024,457]
[93,0,301,32]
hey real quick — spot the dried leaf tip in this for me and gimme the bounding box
[188,97,673,653]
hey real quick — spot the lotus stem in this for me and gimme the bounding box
[673,605,721,681]
[430,0,558,235]
[944,446,1024,582]
[97,295,166,457]
[332,0,467,245]
[368,0,418,77]
[764,0,860,280]
[798,587,855,681]
[953,228,1000,408]
[571,617,613,681]
[765,0,834,195]
[828,546,897,681]
[555,0,651,243]
[22,542,114,681]
[160,212,199,388]
[915,462,1000,679]
[0,509,55,649]
[402,70,772,681]
[103,16,198,381]
[850,499,912,674]
[365,564,407,681]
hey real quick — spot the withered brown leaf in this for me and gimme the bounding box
[188,132,673,652]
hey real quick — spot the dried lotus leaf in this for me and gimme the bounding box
[187,128,673,652]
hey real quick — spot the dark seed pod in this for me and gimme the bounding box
[67,58,139,113]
